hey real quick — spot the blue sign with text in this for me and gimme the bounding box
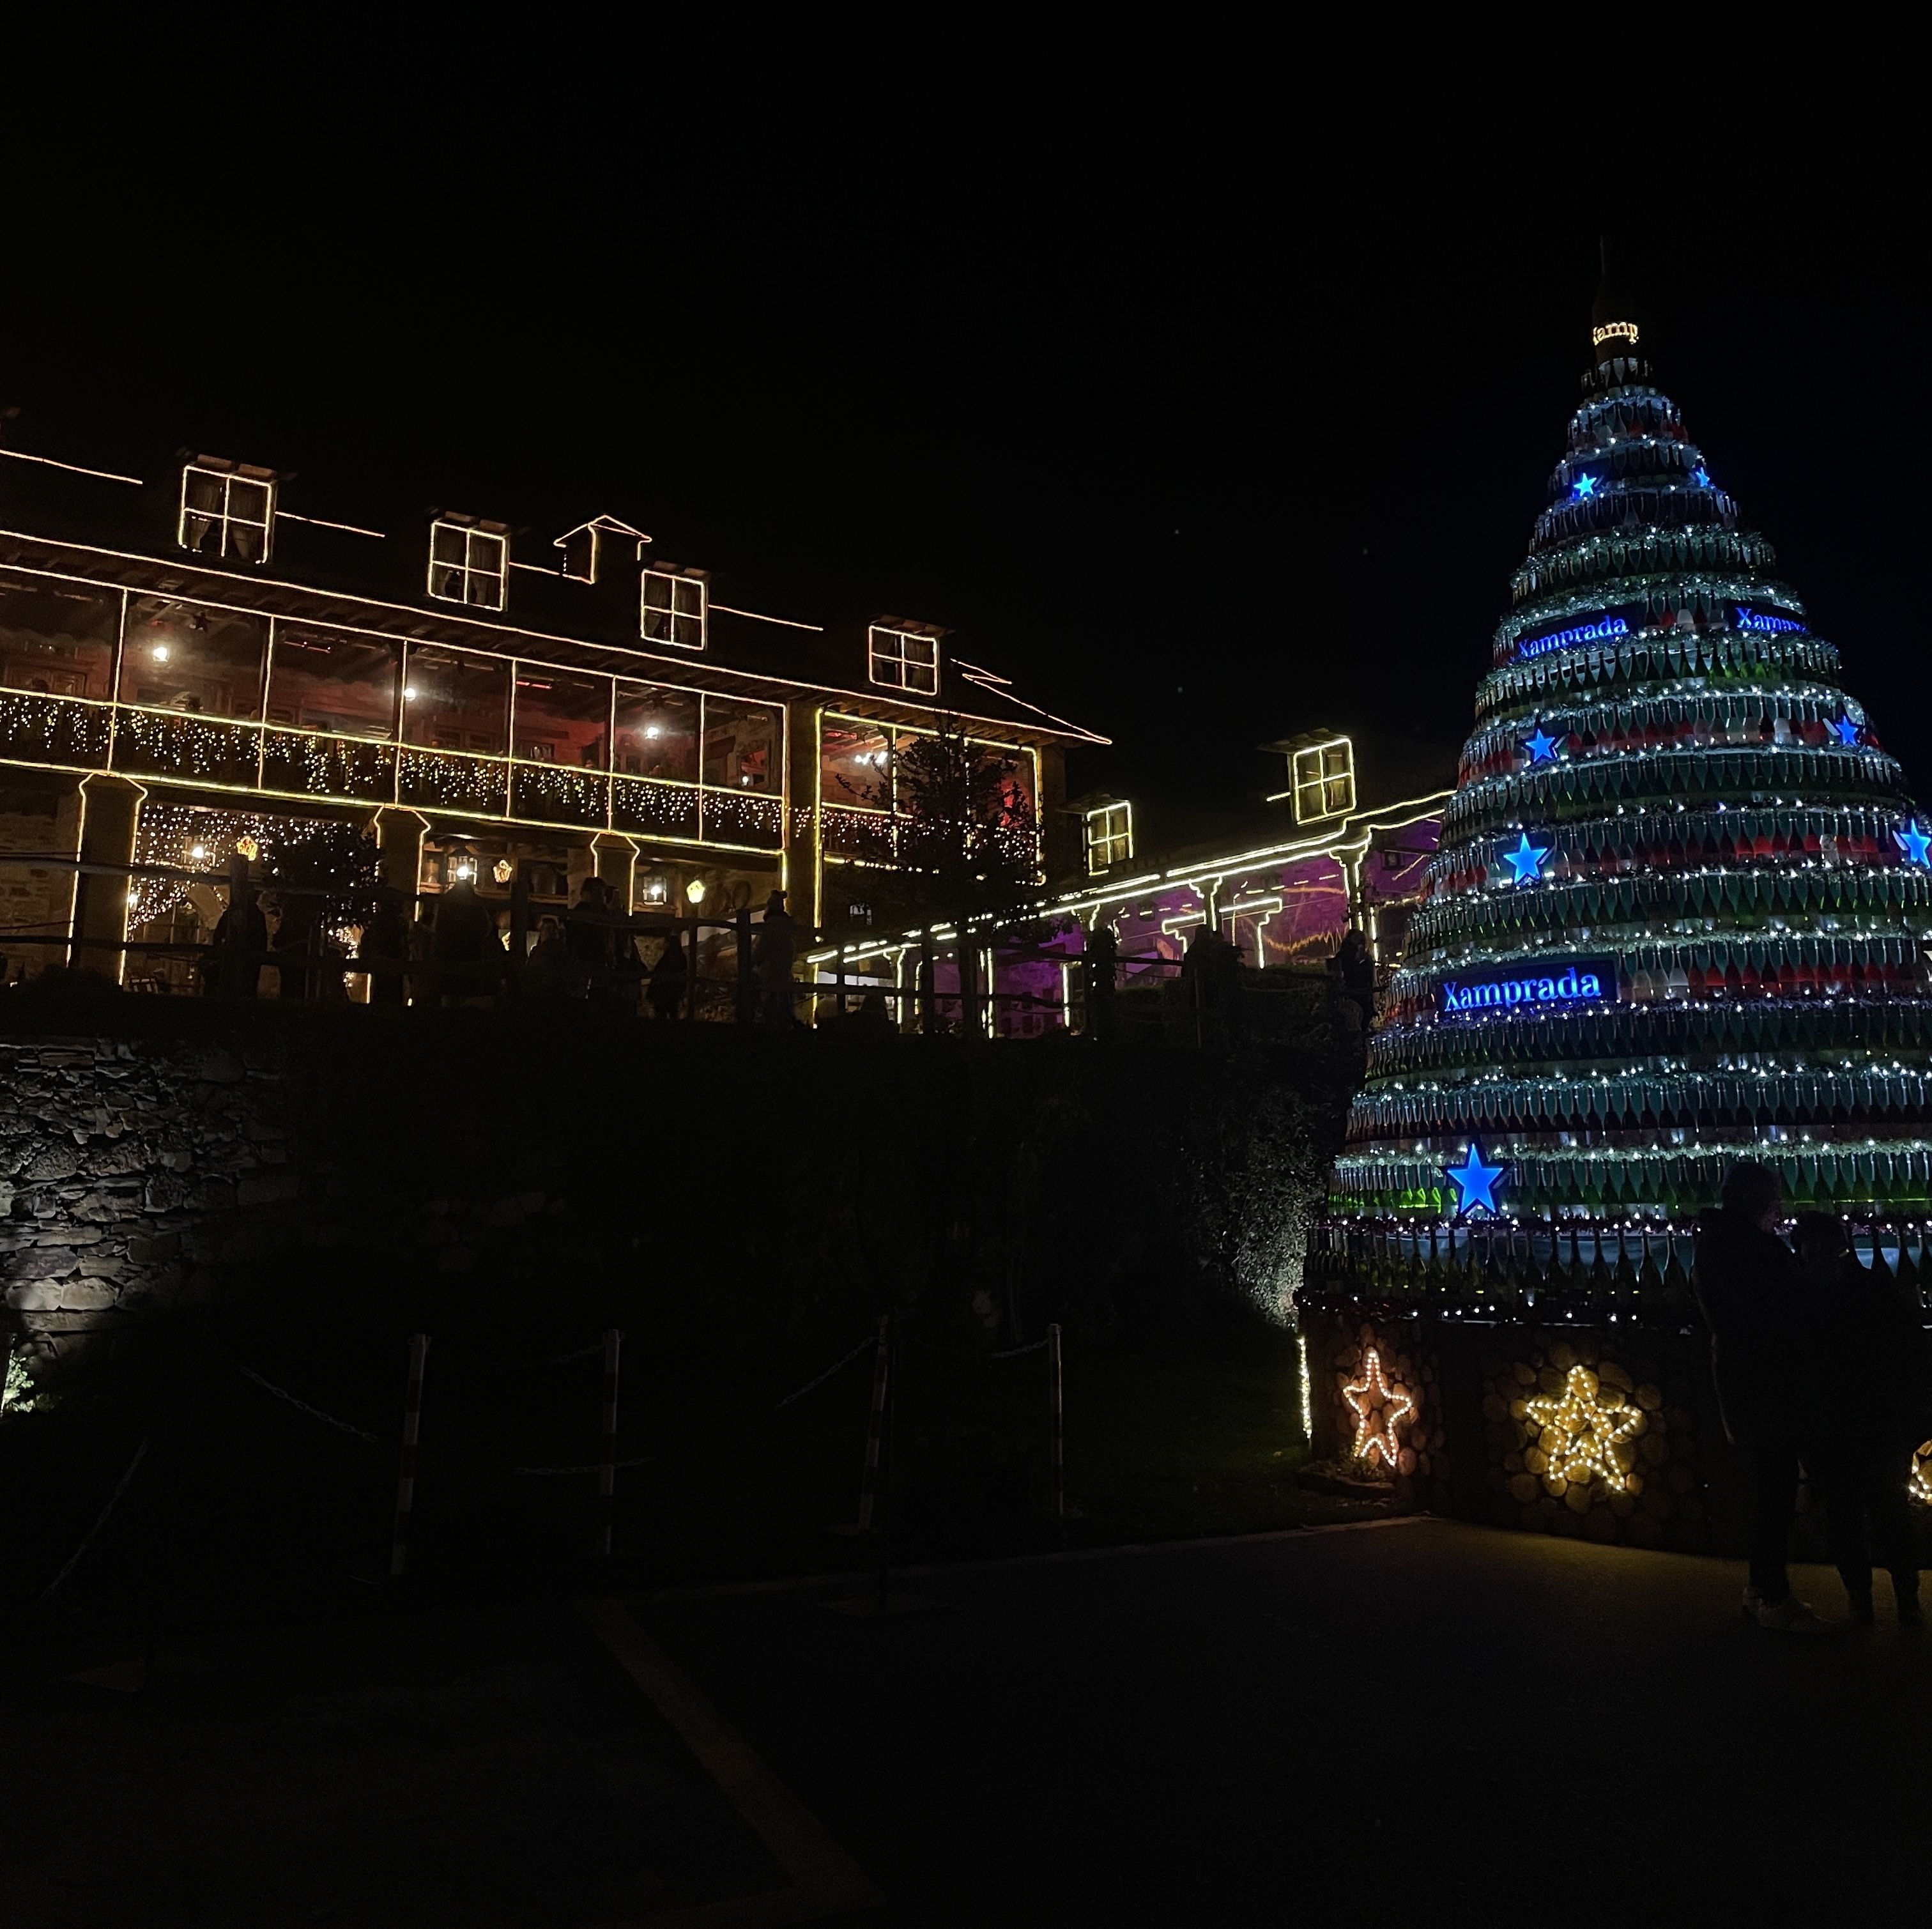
[1733,605,1806,636]
[1514,605,1645,661]
[1438,957,1618,1017]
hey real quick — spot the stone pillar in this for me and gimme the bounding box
[374,807,428,900]
[592,832,638,911]
[782,700,820,935]
[70,774,143,981]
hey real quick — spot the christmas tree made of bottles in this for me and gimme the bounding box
[1326,270,1932,1285]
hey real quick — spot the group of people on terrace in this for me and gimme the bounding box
[201,874,801,1022]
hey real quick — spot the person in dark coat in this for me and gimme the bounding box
[431,873,498,1004]
[1795,1212,1926,1625]
[206,884,268,997]
[357,889,412,1008]
[751,890,796,1029]
[1694,1160,1838,1633]
[1082,921,1118,1041]
[647,930,689,1020]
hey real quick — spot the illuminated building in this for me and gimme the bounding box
[807,728,1455,1036]
[0,440,1101,984]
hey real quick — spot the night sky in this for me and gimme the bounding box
[4,141,1908,852]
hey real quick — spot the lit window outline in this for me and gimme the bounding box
[1084,801,1133,875]
[868,622,942,696]
[1292,736,1355,823]
[427,518,509,611]
[641,566,707,651]
[177,462,275,565]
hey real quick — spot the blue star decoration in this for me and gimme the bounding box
[1443,1142,1506,1217]
[1501,833,1550,886]
[1690,465,1710,487]
[1572,473,1598,500]
[1833,715,1862,748]
[1896,820,1932,866]
[1522,725,1561,765]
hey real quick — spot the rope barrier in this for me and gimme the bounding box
[772,1332,878,1411]
[989,1338,1051,1359]
[510,1455,654,1477]
[238,1365,379,1442]
[36,1437,150,1605]
[543,1341,605,1367]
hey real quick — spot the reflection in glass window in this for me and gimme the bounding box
[641,568,706,649]
[427,520,509,610]
[1292,737,1354,822]
[0,569,119,700]
[1085,801,1132,873]
[868,622,940,695]
[514,668,611,767]
[266,628,400,739]
[613,684,699,781]
[120,597,268,720]
[401,646,509,755]
[702,696,778,790]
[178,463,275,564]
[820,719,891,810]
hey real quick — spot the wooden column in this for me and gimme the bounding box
[374,807,428,900]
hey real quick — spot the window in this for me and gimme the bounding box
[613,684,700,781]
[178,463,275,564]
[641,567,707,650]
[702,696,778,790]
[427,519,509,610]
[513,667,610,767]
[868,622,940,695]
[121,597,268,719]
[266,627,400,739]
[1085,801,1132,874]
[1292,737,1355,822]
[401,645,509,755]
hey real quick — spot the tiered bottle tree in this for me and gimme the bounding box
[1324,332,1932,1298]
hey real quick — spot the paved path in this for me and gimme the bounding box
[9,1521,1926,1922]
[637,1519,1931,1921]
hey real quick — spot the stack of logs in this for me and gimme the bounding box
[1482,1337,1705,1550]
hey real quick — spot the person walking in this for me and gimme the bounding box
[1795,1212,1926,1626]
[206,882,268,998]
[1694,1160,1839,1633]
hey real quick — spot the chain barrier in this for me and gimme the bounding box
[36,1437,151,1605]
[542,1341,604,1367]
[772,1333,878,1411]
[990,1338,1052,1359]
[238,1364,380,1443]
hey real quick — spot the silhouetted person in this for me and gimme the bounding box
[848,986,894,1038]
[1083,922,1118,1041]
[566,877,613,999]
[648,930,689,1020]
[528,913,569,997]
[358,891,411,1008]
[1694,1162,1836,1633]
[207,884,267,997]
[272,893,317,1002]
[1796,1212,1926,1625]
[432,873,498,1004]
[752,889,796,1029]
[1335,928,1376,1032]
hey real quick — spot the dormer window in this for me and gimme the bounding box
[1291,735,1355,822]
[641,566,706,650]
[1084,800,1133,875]
[178,461,275,564]
[868,621,941,695]
[428,518,509,610]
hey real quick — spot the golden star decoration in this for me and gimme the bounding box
[1342,1348,1414,1469]
[1524,1365,1643,1493]
[1909,1441,1932,1505]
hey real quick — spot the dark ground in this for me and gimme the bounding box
[6,1519,1926,1925]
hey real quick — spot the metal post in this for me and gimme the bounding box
[735,905,753,1024]
[1048,1322,1065,1522]
[919,935,934,1034]
[509,878,529,997]
[389,1333,429,1579]
[598,1327,622,1560]
[686,918,701,1021]
[854,1316,889,1532]
[834,949,847,1024]
[875,1310,895,1610]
